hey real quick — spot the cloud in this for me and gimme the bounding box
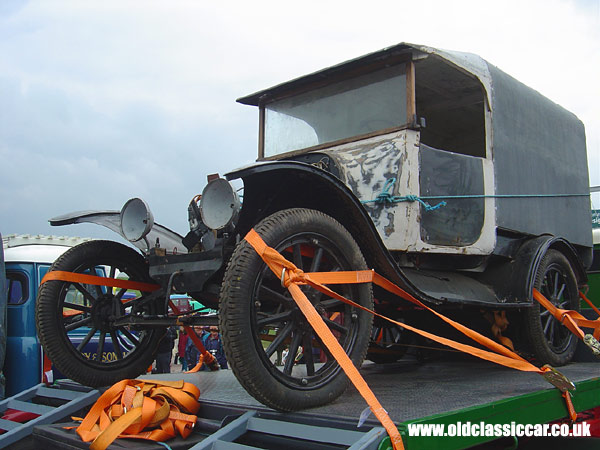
[1,0,598,239]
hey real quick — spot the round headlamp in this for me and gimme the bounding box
[200,179,241,230]
[120,198,154,242]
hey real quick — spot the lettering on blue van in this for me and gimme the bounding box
[81,351,119,363]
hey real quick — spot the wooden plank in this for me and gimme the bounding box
[406,59,416,127]
[259,126,410,161]
[258,107,265,159]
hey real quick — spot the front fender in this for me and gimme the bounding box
[50,210,185,254]
[225,161,429,301]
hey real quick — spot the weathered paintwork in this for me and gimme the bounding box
[318,130,496,255]
[239,42,591,265]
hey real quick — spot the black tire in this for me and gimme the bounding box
[36,240,163,387]
[220,208,373,411]
[523,249,579,366]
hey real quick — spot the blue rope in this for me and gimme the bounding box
[361,178,447,211]
[155,442,173,450]
[361,178,589,211]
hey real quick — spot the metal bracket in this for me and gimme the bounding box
[584,334,600,357]
[541,365,576,392]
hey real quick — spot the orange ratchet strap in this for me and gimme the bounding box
[42,270,219,368]
[244,229,403,449]
[73,378,200,450]
[185,355,206,373]
[168,301,219,370]
[182,330,218,371]
[41,270,161,292]
[244,228,588,449]
[244,229,551,373]
[533,289,600,344]
[580,291,600,319]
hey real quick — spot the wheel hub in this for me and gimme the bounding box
[91,294,125,332]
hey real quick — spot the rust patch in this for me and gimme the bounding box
[384,212,395,236]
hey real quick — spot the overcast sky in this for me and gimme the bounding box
[1,0,599,243]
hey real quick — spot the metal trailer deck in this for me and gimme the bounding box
[15,353,600,450]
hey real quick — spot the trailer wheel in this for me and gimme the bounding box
[36,240,163,387]
[523,249,579,366]
[220,208,373,411]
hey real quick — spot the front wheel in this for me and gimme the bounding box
[220,208,373,411]
[36,240,163,387]
[522,249,579,366]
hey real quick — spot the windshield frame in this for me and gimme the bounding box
[257,60,416,160]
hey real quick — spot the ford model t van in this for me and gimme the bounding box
[37,43,592,411]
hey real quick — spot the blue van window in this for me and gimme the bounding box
[39,265,50,279]
[7,272,29,305]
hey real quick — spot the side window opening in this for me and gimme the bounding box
[415,56,486,158]
[7,272,29,305]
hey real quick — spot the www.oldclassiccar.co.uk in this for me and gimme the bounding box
[407,421,591,438]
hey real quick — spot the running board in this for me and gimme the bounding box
[0,381,99,448]
[189,410,387,450]
[402,268,523,308]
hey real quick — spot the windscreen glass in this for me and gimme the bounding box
[264,64,407,157]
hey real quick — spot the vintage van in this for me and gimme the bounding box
[37,43,593,411]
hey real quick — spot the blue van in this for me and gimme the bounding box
[2,235,100,396]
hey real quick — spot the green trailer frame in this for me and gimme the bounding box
[390,377,600,449]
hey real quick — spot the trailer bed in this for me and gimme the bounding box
[23,355,600,450]
[138,357,597,422]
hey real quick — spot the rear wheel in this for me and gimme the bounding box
[367,320,409,364]
[36,240,163,387]
[523,249,579,366]
[220,208,373,411]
